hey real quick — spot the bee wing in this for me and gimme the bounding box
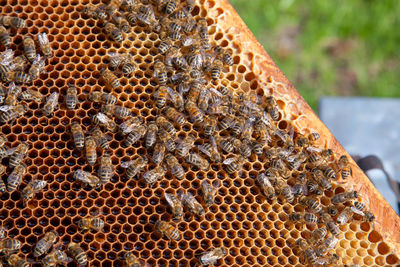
[0,49,15,65]
[306,146,322,153]
[182,36,196,47]
[96,113,109,123]
[74,169,91,184]
[38,32,49,45]
[223,157,236,165]
[201,180,211,193]
[212,180,221,189]
[166,86,178,101]
[47,92,59,104]
[197,144,211,157]
[5,147,17,156]
[32,54,41,65]
[32,180,48,192]
[165,193,179,208]
[350,206,365,216]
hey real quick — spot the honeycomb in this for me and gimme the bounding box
[0,0,399,266]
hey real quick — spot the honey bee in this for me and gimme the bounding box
[215,136,234,153]
[89,91,117,105]
[233,138,252,158]
[176,134,196,157]
[0,104,27,123]
[231,116,245,137]
[102,104,131,119]
[320,165,336,179]
[42,92,59,116]
[337,155,352,179]
[352,201,375,222]
[201,180,220,207]
[104,22,124,43]
[210,59,223,80]
[166,46,188,70]
[65,84,78,110]
[82,4,108,20]
[185,152,209,171]
[34,230,58,257]
[9,142,28,168]
[163,0,177,14]
[315,237,338,257]
[11,55,28,72]
[124,252,144,267]
[289,212,318,225]
[256,173,276,200]
[152,142,165,165]
[6,70,31,84]
[85,135,97,165]
[73,169,101,188]
[120,116,143,135]
[158,129,176,152]
[197,19,210,49]
[327,205,338,216]
[125,124,147,146]
[108,52,136,75]
[310,227,327,244]
[0,15,25,28]
[158,35,172,55]
[320,212,340,237]
[5,82,21,106]
[136,5,159,31]
[0,238,21,254]
[156,116,176,137]
[70,121,85,150]
[336,207,353,225]
[165,153,184,180]
[179,191,205,217]
[295,239,317,266]
[6,254,28,267]
[143,165,166,187]
[78,216,105,232]
[98,154,113,184]
[21,178,47,207]
[91,127,110,151]
[317,253,339,265]
[154,86,168,108]
[37,32,52,58]
[92,112,117,132]
[264,96,279,121]
[18,88,44,103]
[121,156,148,179]
[198,247,226,266]
[312,168,332,191]
[111,14,130,33]
[155,220,180,241]
[332,190,358,204]
[197,136,222,163]
[167,87,184,111]
[42,248,71,266]
[219,114,235,131]
[203,115,217,137]
[164,106,186,125]
[0,26,11,48]
[223,155,245,174]
[165,192,183,221]
[28,55,45,81]
[145,122,158,148]
[100,67,120,88]
[67,242,87,267]
[275,178,294,203]
[125,11,137,26]
[197,88,211,111]
[299,196,322,213]
[153,60,168,85]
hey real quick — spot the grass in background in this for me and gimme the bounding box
[229,0,400,111]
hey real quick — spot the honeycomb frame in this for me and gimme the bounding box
[0,0,398,266]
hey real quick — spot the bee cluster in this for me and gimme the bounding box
[0,0,389,266]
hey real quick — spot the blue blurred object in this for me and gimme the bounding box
[319,97,400,214]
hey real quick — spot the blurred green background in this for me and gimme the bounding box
[229,0,400,111]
